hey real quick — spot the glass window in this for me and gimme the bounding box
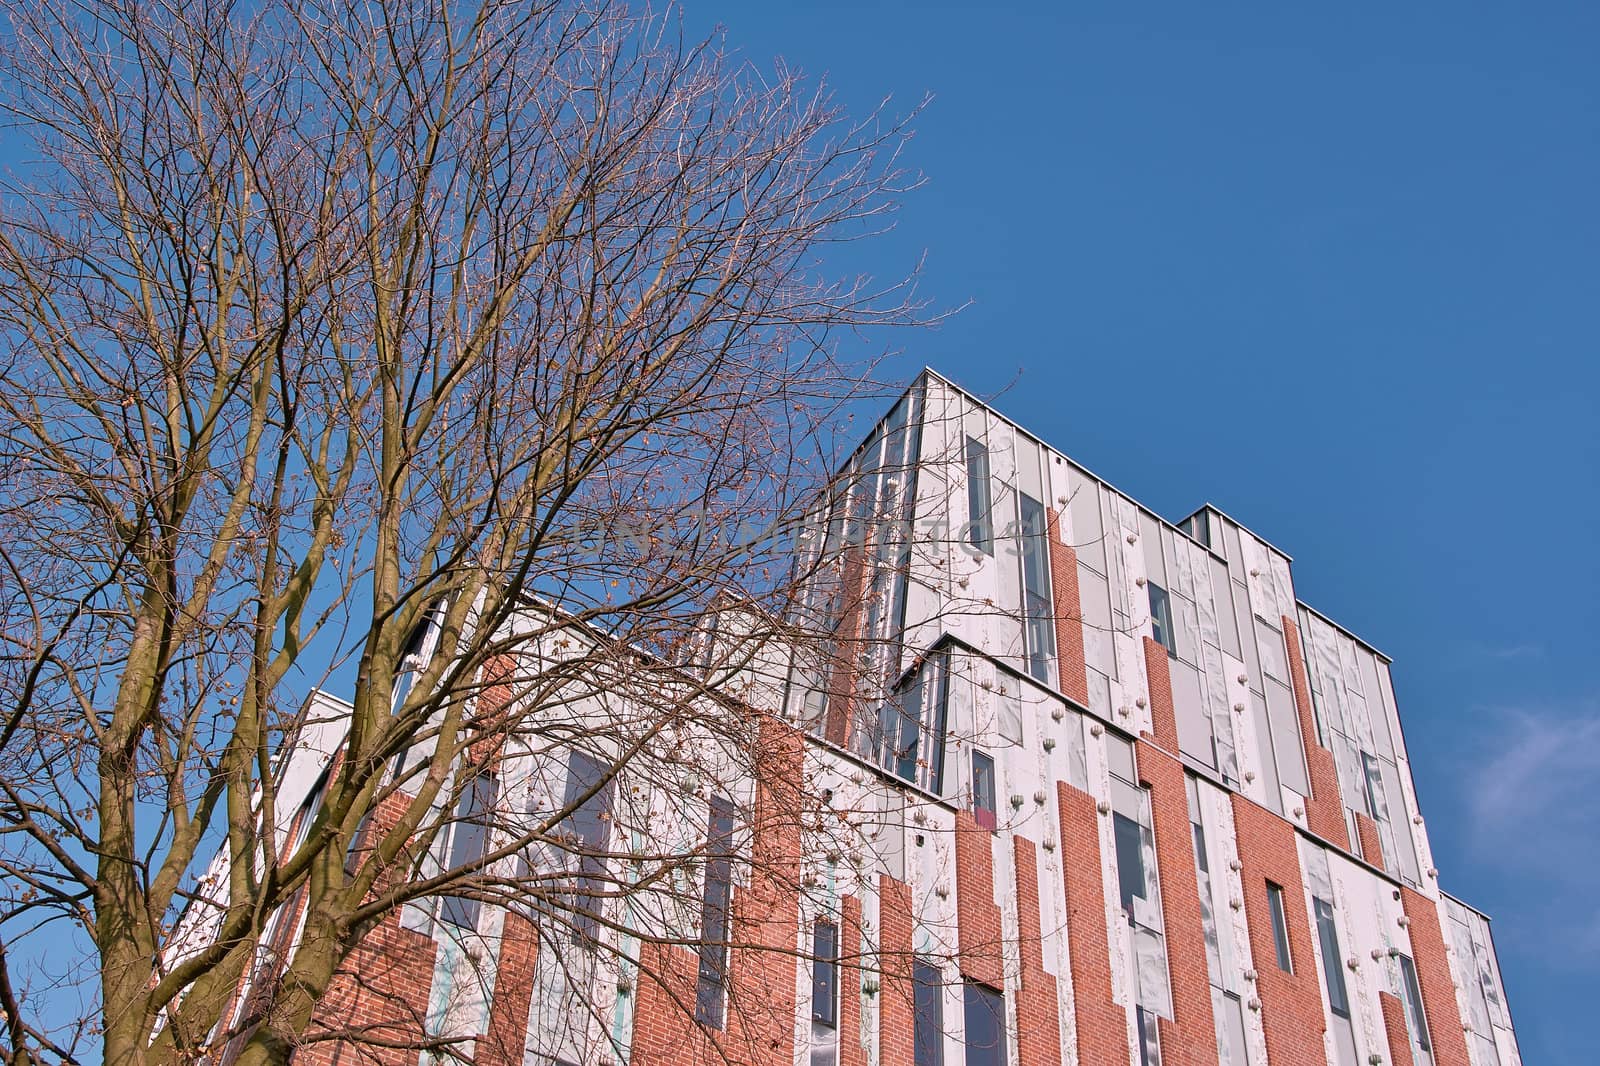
[439,772,498,930]
[1313,897,1350,1018]
[811,920,839,1027]
[1399,953,1432,1052]
[695,796,737,1028]
[965,437,994,555]
[559,750,614,944]
[1135,1005,1163,1066]
[1114,812,1148,918]
[972,751,997,831]
[1148,582,1175,656]
[1361,752,1385,821]
[962,982,1006,1066]
[913,959,944,1066]
[1267,881,1293,972]
[1019,493,1054,683]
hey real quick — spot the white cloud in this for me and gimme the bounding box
[1470,708,1600,838]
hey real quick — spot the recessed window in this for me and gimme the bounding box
[1313,897,1350,1019]
[972,750,997,831]
[913,958,944,1066]
[1398,953,1432,1052]
[558,750,615,944]
[962,982,1006,1066]
[1113,812,1148,918]
[1267,881,1293,973]
[1148,582,1175,657]
[811,920,839,1028]
[965,437,994,555]
[1361,752,1384,820]
[1018,493,1054,684]
[439,772,498,931]
[695,796,737,1028]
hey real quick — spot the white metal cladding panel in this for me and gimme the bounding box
[1210,556,1243,660]
[1067,464,1107,575]
[1141,512,1167,588]
[1264,677,1310,796]
[1327,850,1412,1066]
[1080,564,1116,677]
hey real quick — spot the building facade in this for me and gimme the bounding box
[191,369,1520,1066]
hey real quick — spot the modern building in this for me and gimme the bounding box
[185,369,1520,1066]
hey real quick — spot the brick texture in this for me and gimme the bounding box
[1012,837,1063,1066]
[1056,781,1129,1065]
[1379,990,1416,1066]
[878,875,916,1066]
[1046,507,1089,706]
[1142,636,1180,752]
[838,894,869,1066]
[632,719,805,1066]
[954,808,1005,988]
[1136,743,1218,1066]
[823,547,870,748]
[296,789,440,1066]
[1400,887,1472,1066]
[1229,793,1329,1066]
[1354,812,1387,873]
[1282,615,1350,850]
[477,911,539,1066]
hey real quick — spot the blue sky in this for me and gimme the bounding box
[683,1,1596,1060]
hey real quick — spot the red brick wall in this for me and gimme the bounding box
[1046,507,1089,706]
[838,894,869,1066]
[1012,837,1063,1066]
[878,875,916,1066]
[477,911,539,1066]
[297,789,440,1066]
[1379,990,1416,1066]
[823,547,870,748]
[1229,793,1329,1066]
[1354,812,1386,873]
[1135,744,1217,1066]
[955,809,1005,988]
[631,719,805,1066]
[1282,616,1350,850]
[1142,637,1179,752]
[295,912,439,1066]
[1055,781,1129,1064]
[1400,887,1472,1066]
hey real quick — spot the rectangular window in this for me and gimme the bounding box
[1361,752,1385,820]
[1114,811,1148,918]
[811,920,839,1027]
[559,751,615,943]
[1148,582,1175,656]
[1018,493,1054,683]
[879,652,950,794]
[1267,881,1293,972]
[962,982,1006,1066]
[1398,954,1432,1052]
[1135,1004,1163,1066]
[912,959,944,1066]
[971,750,998,831]
[695,796,737,1028]
[1313,897,1350,1018]
[965,437,993,555]
[439,772,499,930]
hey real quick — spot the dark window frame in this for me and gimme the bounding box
[695,796,737,1028]
[1266,881,1293,973]
[1148,581,1176,657]
[1313,896,1350,1018]
[439,771,500,931]
[811,919,839,1028]
[962,980,1006,1066]
[965,437,994,555]
[971,750,998,831]
[913,958,944,1066]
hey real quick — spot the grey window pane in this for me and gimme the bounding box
[913,959,944,1066]
[962,982,1006,1066]
[695,796,737,1028]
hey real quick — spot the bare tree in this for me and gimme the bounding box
[0,2,922,1063]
